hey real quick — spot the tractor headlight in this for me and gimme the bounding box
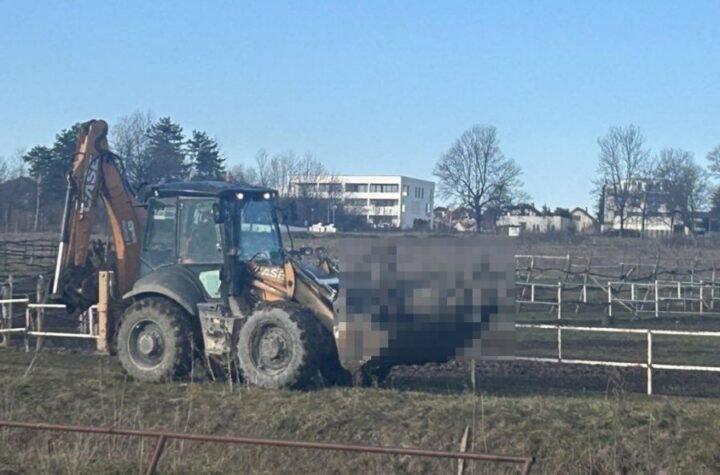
[236,192,244,200]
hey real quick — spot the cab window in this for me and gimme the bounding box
[143,198,177,268]
[237,199,282,264]
[179,198,223,264]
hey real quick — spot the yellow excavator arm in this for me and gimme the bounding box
[52,119,145,308]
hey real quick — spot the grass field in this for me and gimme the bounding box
[4,233,720,473]
[2,347,720,474]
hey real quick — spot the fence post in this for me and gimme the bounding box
[8,275,15,349]
[23,303,29,353]
[558,324,562,361]
[0,279,7,347]
[712,264,716,310]
[35,275,44,351]
[470,359,476,392]
[646,330,653,396]
[654,280,659,318]
[96,271,110,353]
[557,281,562,320]
[530,283,535,303]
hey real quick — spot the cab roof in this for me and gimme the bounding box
[149,181,277,199]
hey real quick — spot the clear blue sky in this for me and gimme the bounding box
[1,1,718,210]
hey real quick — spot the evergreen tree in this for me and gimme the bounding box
[145,117,188,183]
[188,130,225,180]
[52,123,83,165]
[22,145,54,182]
[22,123,82,203]
[23,145,58,230]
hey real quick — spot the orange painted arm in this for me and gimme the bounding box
[55,119,144,299]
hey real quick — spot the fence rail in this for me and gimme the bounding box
[0,240,56,274]
[0,296,100,349]
[513,323,720,395]
[0,420,535,475]
[0,271,110,351]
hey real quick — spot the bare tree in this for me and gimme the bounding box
[229,163,259,185]
[0,149,26,182]
[0,156,8,183]
[707,145,720,177]
[595,125,651,236]
[433,125,525,232]
[270,151,303,195]
[110,111,154,189]
[294,153,327,189]
[254,149,271,187]
[654,148,709,231]
[229,148,337,225]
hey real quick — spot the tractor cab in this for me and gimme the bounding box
[139,181,281,298]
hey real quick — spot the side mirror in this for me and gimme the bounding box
[212,202,226,224]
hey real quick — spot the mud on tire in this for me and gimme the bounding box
[236,302,322,389]
[117,296,195,382]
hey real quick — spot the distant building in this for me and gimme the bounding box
[290,175,434,230]
[570,207,598,234]
[600,181,679,236]
[496,204,574,234]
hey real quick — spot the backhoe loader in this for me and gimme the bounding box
[52,119,350,388]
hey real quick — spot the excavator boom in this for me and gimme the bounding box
[52,119,144,308]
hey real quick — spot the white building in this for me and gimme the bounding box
[570,208,598,234]
[496,204,574,234]
[601,180,677,236]
[290,175,434,229]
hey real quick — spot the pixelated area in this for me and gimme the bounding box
[335,236,516,363]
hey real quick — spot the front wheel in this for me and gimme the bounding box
[236,303,320,389]
[117,297,194,382]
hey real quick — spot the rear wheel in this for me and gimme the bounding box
[117,297,194,382]
[236,303,320,389]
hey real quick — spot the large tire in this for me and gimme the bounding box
[236,303,320,389]
[117,297,195,382]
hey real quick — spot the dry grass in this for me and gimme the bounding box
[2,348,720,473]
[3,233,720,472]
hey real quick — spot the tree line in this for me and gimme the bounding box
[0,111,343,232]
[0,113,226,232]
[433,123,720,234]
[4,116,720,234]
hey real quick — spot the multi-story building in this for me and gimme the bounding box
[600,181,678,236]
[289,175,434,229]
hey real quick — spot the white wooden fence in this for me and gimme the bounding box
[0,297,99,350]
[607,280,720,317]
[513,323,720,395]
[0,272,111,351]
